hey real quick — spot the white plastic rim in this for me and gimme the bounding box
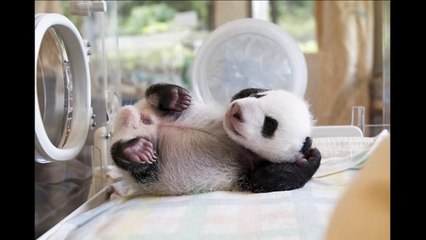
[191,18,307,105]
[35,13,91,161]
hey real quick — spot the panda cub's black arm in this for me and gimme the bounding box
[239,137,322,193]
[144,83,191,114]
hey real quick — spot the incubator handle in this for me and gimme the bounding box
[71,1,107,16]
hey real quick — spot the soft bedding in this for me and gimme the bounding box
[44,130,389,240]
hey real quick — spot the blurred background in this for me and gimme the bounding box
[36,0,390,136]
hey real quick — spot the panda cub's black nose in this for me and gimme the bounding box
[231,103,243,122]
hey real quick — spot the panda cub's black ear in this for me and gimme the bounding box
[300,137,312,155]
[231,88,269,102]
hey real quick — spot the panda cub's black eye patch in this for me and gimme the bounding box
[252,93,266,98]
[262,116,278,138]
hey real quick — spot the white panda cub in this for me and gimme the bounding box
[111,83,321,195]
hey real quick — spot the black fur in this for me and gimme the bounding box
[261,116,278,138]
[253,93,266,98]
[111,139,159,184]
[238,137,321,193]
[231,88,269,101]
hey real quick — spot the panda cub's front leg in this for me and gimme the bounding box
[110,106,160,183]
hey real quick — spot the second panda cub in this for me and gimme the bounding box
[111,83,321,195]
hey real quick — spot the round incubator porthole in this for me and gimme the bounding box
[191,18,307,106]
[35,13,91,161]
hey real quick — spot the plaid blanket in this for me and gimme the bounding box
[45,131,389,240]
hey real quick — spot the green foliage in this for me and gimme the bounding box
[119,3,176,35]
[165,1,210,29]
[119,43,187,72]
[118,1,210,35]
[60,1,83,31]
[273,1,318,52]
[116,1,211,86]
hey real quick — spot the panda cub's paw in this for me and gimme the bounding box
[296,148,321,171]
[111,137,160,184]
[146,83,191,112]
[296,137,321,172]
[112,137,157,165]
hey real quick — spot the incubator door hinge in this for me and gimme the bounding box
[83,40,92,57]
[70,1,107,16]
[90,112,96,129]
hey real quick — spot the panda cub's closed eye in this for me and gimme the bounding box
[252,93,266,98]
[262,116,278,138]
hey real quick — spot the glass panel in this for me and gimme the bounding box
[116,1,212,104]
[79,0,121,196]
[34,159,91,238]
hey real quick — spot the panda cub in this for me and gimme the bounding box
[111,83,321,196]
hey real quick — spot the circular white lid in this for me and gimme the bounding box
[35,13,91,161]
[191,18,307,105]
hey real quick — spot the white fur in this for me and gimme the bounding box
[112,105,157,143]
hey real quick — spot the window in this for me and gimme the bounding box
[269,1,317,53]
[116,1,212,103]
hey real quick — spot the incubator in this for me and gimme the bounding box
[35,1,388,239]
